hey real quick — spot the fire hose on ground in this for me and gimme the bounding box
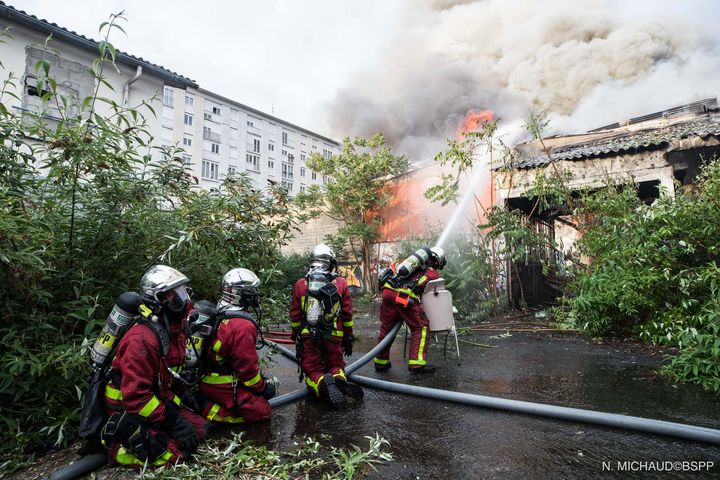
[45,319,720,479]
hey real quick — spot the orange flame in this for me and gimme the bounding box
[456,109,494,140]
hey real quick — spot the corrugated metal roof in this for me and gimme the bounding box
[513,114,720,169]
[0,2,197,88]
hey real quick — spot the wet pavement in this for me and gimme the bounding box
[249,308,720,479]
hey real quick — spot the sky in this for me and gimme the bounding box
[12,0,720,161]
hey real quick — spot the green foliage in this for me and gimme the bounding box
[560,162,720,392]
[295,134,409,291]
[138,432,393,480]
[0,18,297,468]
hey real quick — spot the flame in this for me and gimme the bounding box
[456,109,494,140]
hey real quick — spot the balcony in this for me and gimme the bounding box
[203,130,221,143]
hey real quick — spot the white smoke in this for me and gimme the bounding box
[324,0,720,160]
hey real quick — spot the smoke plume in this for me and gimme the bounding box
[324,0,720,161]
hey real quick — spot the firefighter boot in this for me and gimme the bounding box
[409,364,436,374]
[319,374,346,410]
[335,377,364,401]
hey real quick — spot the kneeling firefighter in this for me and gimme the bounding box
[290,244,363,409]
[374,247,446,373]
[99,265,206,467]
[191,268,276,424]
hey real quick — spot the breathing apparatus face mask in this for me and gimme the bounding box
[163,285,190,314]
[307,270,329,295]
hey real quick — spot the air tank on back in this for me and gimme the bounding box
[395,247,431,280]
[89,291,141,366]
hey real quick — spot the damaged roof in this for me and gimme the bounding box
[513,114,720,169]
[0,2,197,88]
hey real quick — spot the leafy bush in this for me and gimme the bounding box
[560,161,720,392]
[0,18,297,469]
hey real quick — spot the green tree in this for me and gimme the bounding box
[295,134,409,291]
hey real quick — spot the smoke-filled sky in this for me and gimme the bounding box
[15,0,720,161]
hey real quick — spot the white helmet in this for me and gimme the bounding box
[219,268,261,309]
[429,247,446,270]
[139,265,190,312]
[311,244,337,272]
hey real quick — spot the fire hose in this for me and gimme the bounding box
[43,322,404,480]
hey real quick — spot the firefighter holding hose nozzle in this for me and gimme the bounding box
[374,246,446,373]
[290,244,364,409]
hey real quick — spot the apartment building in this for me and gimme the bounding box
[0,2,196,151]
[0,3,340,194]
[161,86,340,193]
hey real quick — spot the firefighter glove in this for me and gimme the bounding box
[161,405,199,456]
[342,335,354,357]
[262,380,277,399]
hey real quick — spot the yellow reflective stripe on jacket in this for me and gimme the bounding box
[213,414,245,424]
[290,320,302,328]
[417,275,427,286]
[342,319,353,328]
[172,395,181,406]
[202,373,235,385]
[383,283,419,300]
[374,358,390,365]
[331,329,344,338]
[104,385,123,401]
[115,446,173,466]
[213,339,222,353]
[242,372,262,387]
[138,396,161,418]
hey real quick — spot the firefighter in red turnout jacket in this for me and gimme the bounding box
[374,247,446,373]
[195,268,276,423]
[101,265,206,467]
[290,244,363,409]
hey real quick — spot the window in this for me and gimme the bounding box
[300,167,306,177]
[282,163,294,179]
[268,142,274,152]
[184,113,193,126]
[163,87,174,107]
[253,139,261,153]
[300,184,306,193]
[212,106,221,115]
[311,171,317,180]
[300,152,306,162]
[204,112,212,121]
[185,94,194,106]
[202,160,219,180]
[247,120,254,127]
[246,153,259,171]
[322,149,332,159]
[183,135,192,147]
[282,131,289,145]
[228,166,236,175]
[282,149,288,157]
[288,154,294,164]
[182,154,192,165]
[323,175,330,184]
[281,180,293,191]
[211,143,220,154]
[268,159,274,169]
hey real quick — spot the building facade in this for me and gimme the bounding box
[0,3,340,195]
[161,86,340,193]
[0,3,197,150]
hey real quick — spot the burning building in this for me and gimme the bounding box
[494,98,720,306]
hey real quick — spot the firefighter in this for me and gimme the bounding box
[374,247,446,373]
[290,244,363,409]
[196,268,276,423]
[101,265,205,468]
